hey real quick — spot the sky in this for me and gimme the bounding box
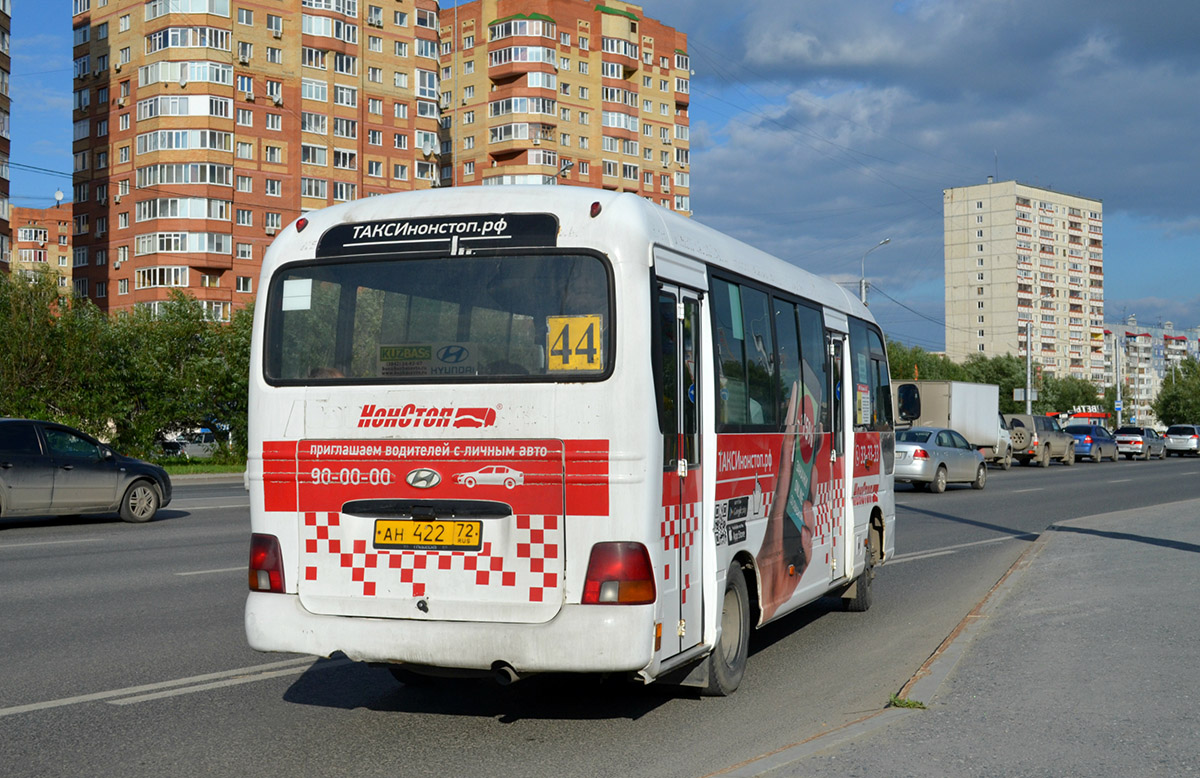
[17,0,1200,351]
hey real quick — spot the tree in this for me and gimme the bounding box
[0,272,252,460]
[1152,358,1200,426]
[1041,375,1103,416]
[0,268,69,420]
[887,340,969,382]
[961,353,1027,414]
[200,303,253,459]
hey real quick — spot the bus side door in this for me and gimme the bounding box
[657,284,704,656]
[826,325,854,585]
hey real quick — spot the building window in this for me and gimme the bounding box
[237,276,253,293]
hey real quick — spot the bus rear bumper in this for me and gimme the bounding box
[245,592,657,674]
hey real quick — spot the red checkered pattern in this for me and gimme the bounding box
[301,511,560,602]
[660,501,701,601]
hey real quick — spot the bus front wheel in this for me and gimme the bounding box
[702,564,750,697]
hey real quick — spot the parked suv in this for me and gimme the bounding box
[1164,424,1200,456]
[1003,413,1076,467]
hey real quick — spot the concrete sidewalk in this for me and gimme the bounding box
[724,498,1200,777]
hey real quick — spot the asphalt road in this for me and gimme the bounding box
[3,456,1198,778]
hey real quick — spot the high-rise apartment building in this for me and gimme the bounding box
[69,0,689,317]
[1103,316,1200,428]
[944,179,1105,382]
[438,1,691,210]
[9,207,73,289]
[71,0,444,317]
[0,0,11,267]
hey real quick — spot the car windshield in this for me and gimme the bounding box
[1064,425,1092,434]
[1166,426,1195,435]
[264,253,611,383]
[1115,427,1143,435]
[897,430,931,443]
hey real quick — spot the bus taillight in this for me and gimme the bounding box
[582,542,656,605]
[249,533,286,593]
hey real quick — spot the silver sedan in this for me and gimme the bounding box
[895,426,987,493]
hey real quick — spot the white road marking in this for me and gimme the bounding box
[1013,488,1044,493]
[176,566,245,577]
[109,660,351,705]
[890,533,1039,565]
[1109,479,1133,484]
[0,657,324,718]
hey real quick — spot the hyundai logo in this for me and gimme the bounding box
[405,468,442,489]
[437,345,470,364]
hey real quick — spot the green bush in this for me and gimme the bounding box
[0,270,251,458]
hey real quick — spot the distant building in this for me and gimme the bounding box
[0,0,10,267]
[1105,315,1200,428]
[9,207,73,290]
[944,178,1105,382]
[69,0,690,318]
[440,1,692,208]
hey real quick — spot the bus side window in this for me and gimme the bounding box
[711,278,748,426]
[773,298,800,425]
[796,302,828,435]
[849,318,872,431]
[868,327,892,430]
[657,290,679,467]
[739,287,777,427]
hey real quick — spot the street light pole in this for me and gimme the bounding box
[859,237,891,305]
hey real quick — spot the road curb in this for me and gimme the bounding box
[170,472,247,485]
[710,533,1053,778]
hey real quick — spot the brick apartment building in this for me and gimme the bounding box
[8,206,73,289]
[69,0,689,317]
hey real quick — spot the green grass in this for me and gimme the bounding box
[160,461,247,476]
[888,693,927,709]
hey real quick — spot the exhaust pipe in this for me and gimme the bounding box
[493,662,521,686]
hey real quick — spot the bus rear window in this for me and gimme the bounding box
[264,253,611,383]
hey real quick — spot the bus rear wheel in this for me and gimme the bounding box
[702,564,750,697]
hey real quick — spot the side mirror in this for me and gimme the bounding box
[896,383,921,421]
[100,445,115,461]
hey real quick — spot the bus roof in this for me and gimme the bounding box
[262,186,872,325]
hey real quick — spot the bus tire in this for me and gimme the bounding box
[702,565,750,697]
[842,547,875,613]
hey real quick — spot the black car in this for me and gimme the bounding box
[0,418,172,522]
